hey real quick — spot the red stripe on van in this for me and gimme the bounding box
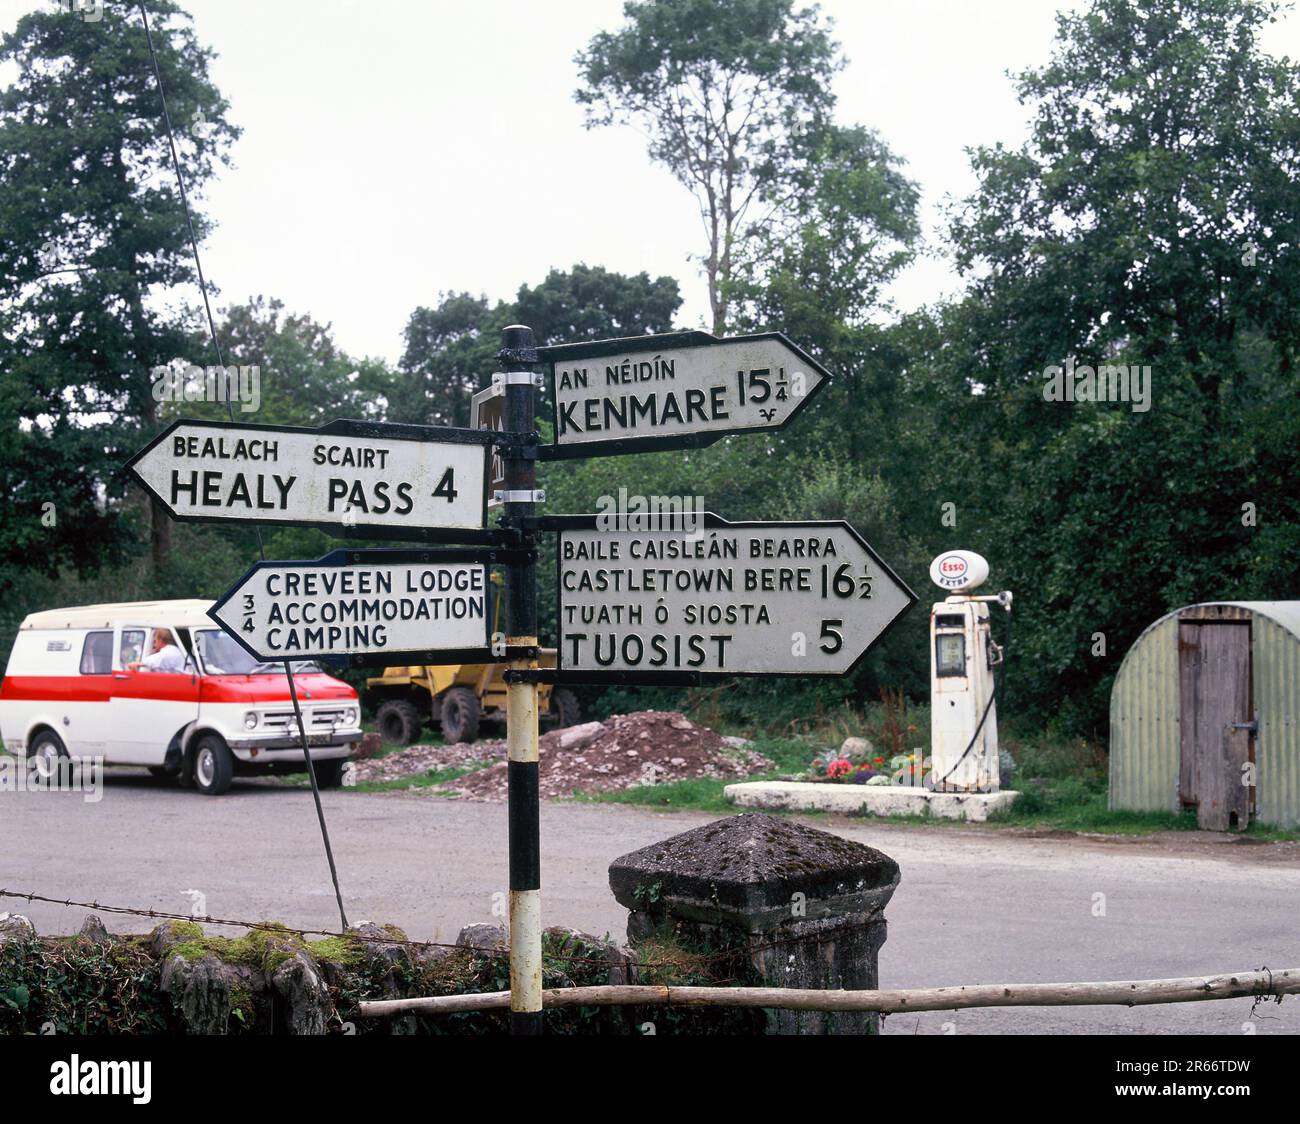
[198,674,357,704]
[0,672,356,705]
[0,676,113,703]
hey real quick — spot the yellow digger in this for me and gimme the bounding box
[366,653,578,745]
[364,574,580,745]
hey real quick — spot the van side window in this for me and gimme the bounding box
[120,629,146,667]
[80,631,113,675]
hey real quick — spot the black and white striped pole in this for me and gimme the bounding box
[499,325,544,1034]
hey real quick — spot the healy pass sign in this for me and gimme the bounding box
[129,418,490,532]
[554,514,914,681]
[539,331,829,458]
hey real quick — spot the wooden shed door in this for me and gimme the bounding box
[1178,622,1252,831]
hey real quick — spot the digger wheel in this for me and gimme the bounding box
[376,699,422,746]
[549,688,581,729]
[439,687,481,744]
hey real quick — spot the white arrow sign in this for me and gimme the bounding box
[210,549,494,662]
[128,418,489,531]
[541,331,829,458]
[556,514,914,679]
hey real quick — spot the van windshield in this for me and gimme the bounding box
[194,631,322,675]
[196,630,263,675]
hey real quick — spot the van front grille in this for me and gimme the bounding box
[260,708,351,731]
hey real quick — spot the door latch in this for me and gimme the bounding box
[1231,713,1259,736]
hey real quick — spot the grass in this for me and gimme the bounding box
[987,792,1199,833]
[347,763,492,794]
[273,759,498,794]
[573,728,1300,842]
[575,777,737,813]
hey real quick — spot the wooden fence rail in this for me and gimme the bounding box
[358,966,1299,1018]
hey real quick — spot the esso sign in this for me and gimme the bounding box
[929,550,989,592]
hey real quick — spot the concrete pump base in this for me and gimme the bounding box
[724,781,1020,822]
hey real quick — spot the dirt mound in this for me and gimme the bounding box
[442,710,772,802]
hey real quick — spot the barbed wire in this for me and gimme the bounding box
[0,887,811,974]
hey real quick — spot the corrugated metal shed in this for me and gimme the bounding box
[1110,602,1300,828]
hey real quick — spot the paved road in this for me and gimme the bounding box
[4,769,1298,1035]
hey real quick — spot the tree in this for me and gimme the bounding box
[734,126,919,343]
[575,0,840,334]
[731,123,921,469]
[395,266,682,427]
[513,264,681,345]
[393,293,512,427]
[212,296,395,427]
[923,0,1300,733]
[952,0,1300,398]
[0,0,237,576]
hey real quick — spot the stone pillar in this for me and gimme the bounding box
[609,812,899,1035]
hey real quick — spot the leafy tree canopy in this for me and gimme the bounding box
[576,0,841,333]
[395,265,682,427]
[0,0,236,577]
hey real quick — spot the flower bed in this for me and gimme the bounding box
[808,747,932,788]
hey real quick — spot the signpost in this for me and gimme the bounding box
[539,330,829,458]
[495,326,544,1036]
[554,513,914,682]
[129,320,913,1038]
[209,549,496,665]
[128,417,491,537]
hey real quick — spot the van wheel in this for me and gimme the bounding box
[549,688,581,729]
[28,729,68,781]
[376,699,422,746]
[439,688,480,744]
[192,734,234,796]
[312,759,346,789]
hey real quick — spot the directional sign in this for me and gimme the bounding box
[539,331,829,459]
[554,513,915,681]
[128,418,490,533]
[210,549,495,664]
[470,384,506,508]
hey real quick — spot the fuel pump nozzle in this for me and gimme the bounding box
[955,589,1013,609]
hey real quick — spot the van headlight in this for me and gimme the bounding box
[243,711,258,730]
[343,707,358,726]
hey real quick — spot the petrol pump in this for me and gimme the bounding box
[928,550,1012,793]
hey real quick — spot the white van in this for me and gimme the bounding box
[0,600,363,795]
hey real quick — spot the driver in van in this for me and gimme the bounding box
[128,628,188,673]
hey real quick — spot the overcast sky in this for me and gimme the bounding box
[3,1,1298,364]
